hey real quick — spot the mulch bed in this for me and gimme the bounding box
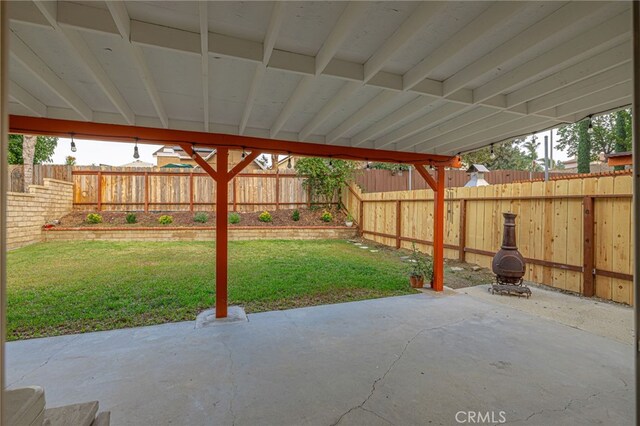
[56,207,349,228]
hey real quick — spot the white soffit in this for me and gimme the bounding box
[7,0,633,156]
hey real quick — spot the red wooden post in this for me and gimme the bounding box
[432,166,446,291]
[144,171,149,213]
[395,200,401,249]
[583,196,595,297]
[458,199,466,262]
[215,148,229,318]
[189,172,194,212]
[96,171,102,211]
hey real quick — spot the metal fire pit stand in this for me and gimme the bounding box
[489,279,531,298]
[490,212,531,298]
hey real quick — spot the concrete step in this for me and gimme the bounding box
[90,412,111,426]
[6,386,46,426]
[44,401,98,426]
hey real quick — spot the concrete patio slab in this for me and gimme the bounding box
[6,293,632,426]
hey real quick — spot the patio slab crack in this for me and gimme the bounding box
[221,339,238,426]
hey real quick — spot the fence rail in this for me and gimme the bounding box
[343,174,634,305]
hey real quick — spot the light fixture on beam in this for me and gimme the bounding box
[241,147,247,159]
[190,144,197,160]
[587,115,594,134]
[70,134,77,152]
[490,143,495,159]
[287,154,292,169]
[133,139,140,159]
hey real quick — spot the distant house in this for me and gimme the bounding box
[120,160,154,168]
[153,146,267,171]
[561,157,613,173]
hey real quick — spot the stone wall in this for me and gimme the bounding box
[8,179,74,249]
[43,226,357,243]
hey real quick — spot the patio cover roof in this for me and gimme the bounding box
[5,1,632,157]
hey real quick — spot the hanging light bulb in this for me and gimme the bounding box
[490,143,495,159]
[587,115,594,134]
[241,147,247,159]
[328,158,333,167]
[133,139,140,159]
[287,155,292,169]
[532,132,538,142]
[70,134,77,153]
[190,145,197,160]
[365,161,371,169]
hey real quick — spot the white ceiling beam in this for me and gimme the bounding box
[351,96,438,146]
[32,0,56,28]
[443,1,608,97]
[475,12,630,104]
[263,2,285,65]
[559,98,632,124]
[9,81,46,117]
[11,32,93,121]
[239,64,265,135]
[270,75,315,138]
[364,2,445,83]
[527,63,631,115]
[374,103,469,149]
[554,81,632,119]
[315,2,367,76]
[326,90,396,144]
[403,2,526,91]
[393,107,500,152]
[506,42,630,108]
[103,1,168,128]
[298,81,360,140]
[199,2,209,131]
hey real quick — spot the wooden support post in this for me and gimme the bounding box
[232,177,237,212]
[583,196,595,297]
[144,172,149,213]
[96,170,102,211]
[1,3,9,420]
[395,200,401,249]
[215,148,229,318]
[459,199,466,262]
[432,166,445,292]
[189,172,194,212]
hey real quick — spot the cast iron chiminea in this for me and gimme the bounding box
[490,212,531,298]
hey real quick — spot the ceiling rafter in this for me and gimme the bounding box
[199,2,209,132]
[105,0,168,128]
[270,75,314,138]
[9,81,46,117]
[298,81,360,141]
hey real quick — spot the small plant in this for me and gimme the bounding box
[86,213,103,224]
[320,210,333,222]
[346,213,354,222]
[194,212,209,223]
[228,212,240,224]
[125,213,137,224]
[292,209,300,222]
[158,215,173,225]
[258,211,272,223]
[407,243,433,282]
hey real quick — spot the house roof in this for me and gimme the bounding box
[466,164,490,173]
[7,2,631,158]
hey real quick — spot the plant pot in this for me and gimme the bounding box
[409,275,425,288]
[345,221,353,227]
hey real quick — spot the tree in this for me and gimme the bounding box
[65,156,77,166]
[522,137,541,172]
[577,119,591,174]
[614,110,631,171]
[461,138,533,170]
[8,134,58,165]
[22,135,37,192]
[370,162,410,174]
[294,158,358,206]
[556,109,631,161]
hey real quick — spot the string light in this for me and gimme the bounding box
[490,143,495,159]
[587,115,594,134]
[241,147,247,159]
[70,134,77,153]
[365,161,371,169]
[190,144,197,160]
[287,154,292,169]
[133,138,140,159]
[328,158,333,167]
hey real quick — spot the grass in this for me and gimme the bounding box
[7,240,416,341]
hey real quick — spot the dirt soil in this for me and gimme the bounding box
[57,207,349,228]
[350,238,495,289]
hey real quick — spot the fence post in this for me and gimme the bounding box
[359,199,364,237]
[307,186,311,208]
[96,171,102,211]
[275,169,280,210]
[459,199,466,262]
[144,171,149,213]
[395,200,401,249]
[189,172,194,212]
[582,196,595,297]
[232,177,237,212]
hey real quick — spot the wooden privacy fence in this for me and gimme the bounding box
[72,167,317,212]
[342,174,634,305]
[8,165,72,192]
[354,168,566,193]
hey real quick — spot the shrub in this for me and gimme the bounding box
[292,209,300,222]
[228,212,240,224]
[346,213,354,222]
[158,215,173,225]
[126,213,137,224]
[194,212,209,223]
[320,210,332,222]
[407,243,433,281]
[258,211,272,223]
[86,213,102,224]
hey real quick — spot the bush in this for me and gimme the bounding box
[125,213,137,224]
[194,212,209,223]
[228,212,240,224]
[292,209,300,221]
[346,213,354,222]
[407,243,433,281]
[258,211,272,223]
[320,210,332,222]
[86,213,102,224]
[158,215,173,225]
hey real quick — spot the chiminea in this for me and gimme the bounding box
[490,212,531,298]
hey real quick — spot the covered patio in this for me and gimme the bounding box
[1,0,639,424]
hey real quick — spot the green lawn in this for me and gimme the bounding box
[7,240,415,341]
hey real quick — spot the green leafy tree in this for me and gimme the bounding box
[577,119,591,174]
[461,138,532,170]
[522,138,542,172]
[65,156,76,166]
[370,162,410,173]
[294,158,358,206]
[8,134,58,165]
[614,110,631,171]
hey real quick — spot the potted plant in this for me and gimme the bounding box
[345,213,354,227]
[407,243,433,288]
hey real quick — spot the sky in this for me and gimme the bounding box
[47,131,569,166]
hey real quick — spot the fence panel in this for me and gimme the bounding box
[343,174,633,305]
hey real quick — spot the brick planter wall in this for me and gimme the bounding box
[8,179,74,249]
[43,226,357,243]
